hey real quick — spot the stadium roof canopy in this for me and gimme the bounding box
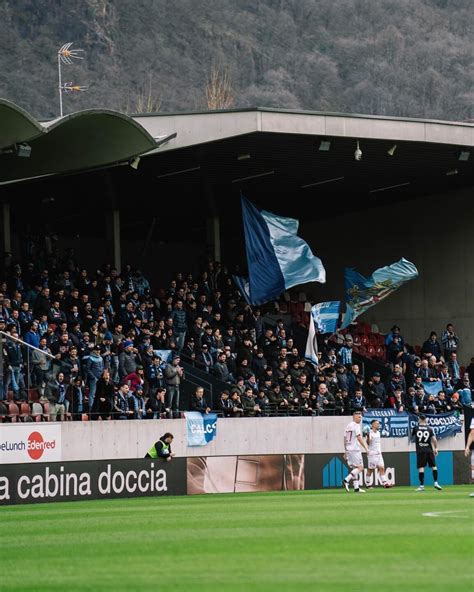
[0,98,175,184]
[1,104,473,235]
[130,107,474,218]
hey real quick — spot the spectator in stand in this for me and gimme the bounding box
[164,354,183,418]
[214,351,230,383]
[441,323,459,359]
[85,344,104,413]
[229,390,244,417]
[67,376,85,421]
[422,331,443,361]
[242,387,261,417]
[119,340,137,379]
[338,335,353,367]
[45,371,67,421]
[217,390,233,417]
[365,371,386,408]
[385,325,404,348]
[457,377,472,406]
[113,384,133,420]
[145,387,170,419]
[447,352,461,384]
[386,334,404,366]
[350,387,367,413]
[196,343,214,373]
[4,331,25,400]
[387,387,404,412]
[171,300,187,352]
[92,369,115,420]
[191,386,211,414]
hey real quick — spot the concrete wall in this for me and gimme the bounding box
[0,418,464,464]
[300,187,474,363]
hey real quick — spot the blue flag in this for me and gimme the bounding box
[408,412,462,440]
[241,196,326,305]
[341,258,418,329]
[185,412,218,446]
[311,301,341,335]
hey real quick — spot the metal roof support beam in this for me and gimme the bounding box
[2,202,11,254]
[112,209,121,274]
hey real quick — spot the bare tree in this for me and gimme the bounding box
[206,62,234,110]
[123,74,161,114]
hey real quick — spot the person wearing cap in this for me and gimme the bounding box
[342,410,369,493]
[164,354,183,418]
[85,344,104,414]
[118,339,137,379]
[196,343,213,373]
[366,371,386,408]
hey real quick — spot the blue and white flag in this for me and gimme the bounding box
[153,349,172,363]
[408,412,462,440]
[305,313,318,364]
[421,381,443,397]
[363,409,409,438]
[311,301,341,335]
[185,412,218,446]
[232,275,252,305]
[241,196,326,305]
[341,258,418,329]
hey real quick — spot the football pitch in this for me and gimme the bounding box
[1,486,473,592]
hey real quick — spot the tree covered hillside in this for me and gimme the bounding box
[0,0,472,121]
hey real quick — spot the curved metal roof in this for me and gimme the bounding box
[0,99,175,184]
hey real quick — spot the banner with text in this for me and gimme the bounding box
[185,412,218,446]
[408,411,462,440]
[363,409,409,438]
[0,425,61,464]
[0,458,187,506]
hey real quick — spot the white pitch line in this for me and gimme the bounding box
[422,509,472,518]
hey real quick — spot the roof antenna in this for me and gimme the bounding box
[57,43,87,117]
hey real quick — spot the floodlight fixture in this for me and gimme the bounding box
[318,139,331,152]
[354,141,362,161]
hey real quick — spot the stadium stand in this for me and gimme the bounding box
[0,248,472,422]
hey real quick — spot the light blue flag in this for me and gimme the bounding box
[311,301,341,334]
[242,196,326,305]
[185,412,218,446]
[341,258,418,329]
[422,381,443,397]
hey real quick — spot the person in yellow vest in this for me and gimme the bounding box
[145,433,175,462]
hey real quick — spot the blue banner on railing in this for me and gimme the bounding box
[185,412,218,446]
[408,412,462,440]
[363,409,409,438]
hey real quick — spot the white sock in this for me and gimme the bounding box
[381,474,387,484]
[345,468,359,483]
[353,476,360,490]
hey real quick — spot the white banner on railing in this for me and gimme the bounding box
[0,425,61,464]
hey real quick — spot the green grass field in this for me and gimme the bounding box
[1,486,473,592]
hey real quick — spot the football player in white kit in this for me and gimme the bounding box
[365,419,390,488]
[464,416,474,497]
[342,410,369,493]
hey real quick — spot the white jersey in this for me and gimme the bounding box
[367,429,382,454]
[471,418,474,430]
[344,421,361,451]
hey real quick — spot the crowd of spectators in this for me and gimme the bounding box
[0,250,473,422]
